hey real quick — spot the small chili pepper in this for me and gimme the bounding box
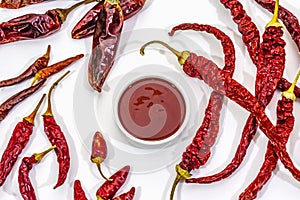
[96,165,130,200]
[42,71,71,189]
[0,94,45,186]
[140,41,300,183]
[18,146,55,200]
[74,180,88,200]
[88,0,124,92]
[0,0,94,45]
[0,0,48,9]
[0,45,50,88]
[91,131,111,181]
[0,79,46,121]
[71,0,145,39]
[31,53,84,86]
[112,187,135,200]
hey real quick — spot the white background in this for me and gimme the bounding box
[0,0,300,199]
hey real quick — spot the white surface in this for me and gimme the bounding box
[0,0,299,199]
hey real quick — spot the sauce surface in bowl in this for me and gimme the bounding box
[117,77,186,141]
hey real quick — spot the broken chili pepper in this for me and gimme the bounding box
[88,0,124,92]
[0,45,50,88]
[0,0,49,9]
[0,79,46,121]
[31,53,84,86]
[72,0,145,39]
[168,24,236,200]
[140,41,300,183]
[42,71,70,189]
[74,180,88,200]
[0,0,94,45]
[91,131,111,181]
[96,165,130,200]
[239,69,299,200]
[18,146,55,200]
[0,94,45,187]
[112,187,135,200]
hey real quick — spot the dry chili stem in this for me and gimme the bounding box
[43,71,70,117]
[140,40,190,65]
[106,0,120,5]
[94,161,112,181]
[43,45,51,61]
[282,69,300,101]
[55,0,95,22]
[170,165,191,200]
[34,145,56,163]
[266,0,283,28]
[23,93,46,125]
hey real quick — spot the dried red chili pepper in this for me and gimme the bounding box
[91,131,111,181]
[140,41,300,183]
[18,146,55,200]
[88,0,124,92]
[31,53,84,85]
[168,24,235,199]
[74,180,88,200]
[42,71,70,189]
[239,70,299,200]
[0,45,50,88]
[112,187,135,200]
[0,0,94,45]
[0,0,48,9]
[0,94,45,186]
[96,165,130,200]
[277,78,300,98]
[0,79,46,121]
[71,0,145,39]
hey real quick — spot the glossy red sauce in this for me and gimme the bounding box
[118,77,186,141]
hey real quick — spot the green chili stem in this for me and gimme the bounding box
[24,93,46,125]
[266,0,283,28]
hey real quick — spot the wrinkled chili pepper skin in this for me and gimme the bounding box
[0,79,45,121]
[112,187,135,200]
[88,1,124,92]
[74,180,88,200]
[96,165,130,200]
[0,0,48,9]
[71,0,145,39]
[0,10,61,45]
[43,115,70,189]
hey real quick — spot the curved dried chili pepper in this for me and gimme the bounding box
[91,131,111,181]
[88,0,124,92]
[71,0,145,39]
[42,71,71,189]
[74,180,88,200]
[18,146,55,200]
[0,45,50,88]
[96,165,130,200]
[0,94,45,186]
[140,41,300,183]
[31,53,84,85]
[0,79,46,121]
[168,24,235,200]
[0,0,94,45]
[112,187,135,200]
[0,0,49,9]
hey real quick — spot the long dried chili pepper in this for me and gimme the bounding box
[74,180,88,200]
[42,71,70,189]
[0,0,94,45]
[0,94,45,186]
[140,41,300,183]
[0,0,49,9]
[0,79,46,121]
[239,69,300,200]
[31,53,84,86]
[18,146,55,200]
[72,0,145,39]
[0,45,50,88]
[91,131,111,181]
[88,0,124,92]
[168,24,236,200]
[96,165,130,200]
[112,187,135,200]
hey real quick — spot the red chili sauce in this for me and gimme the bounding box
[117,77,186,141]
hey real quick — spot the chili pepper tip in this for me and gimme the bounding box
[23,93,46,124]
